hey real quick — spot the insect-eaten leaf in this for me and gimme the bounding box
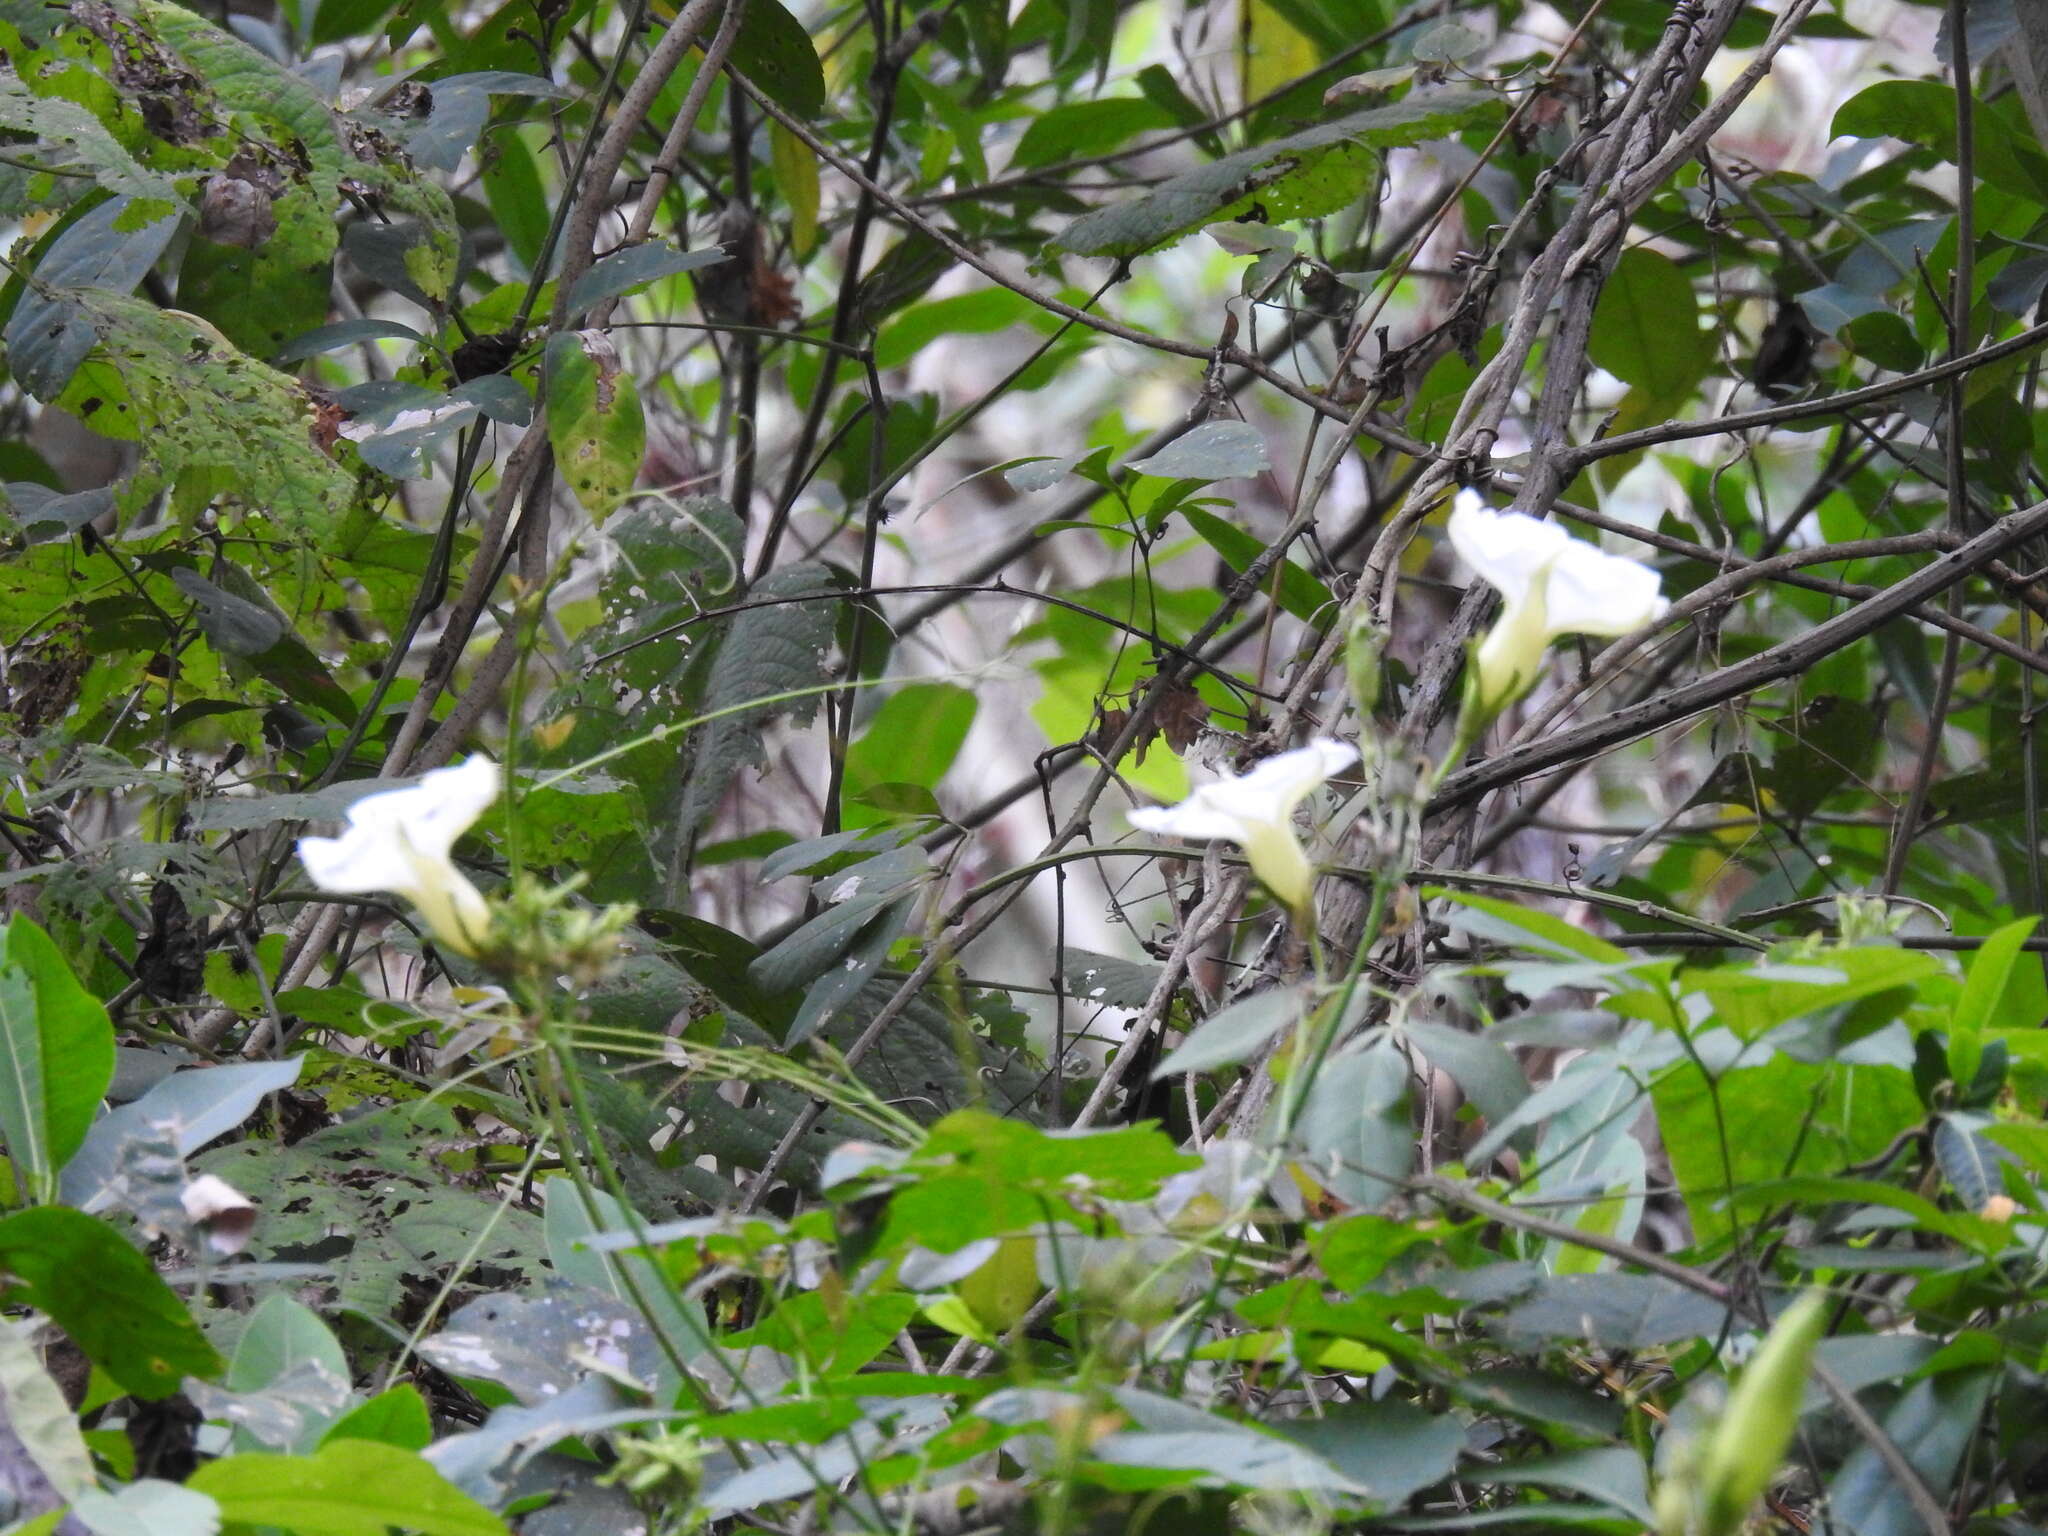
[544,330,645,521]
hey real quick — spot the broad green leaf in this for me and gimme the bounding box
[480,125,549,272]
[1243,0,1318,97]
[1654,1056,1923,1244]
[1155,987,1305,1077]
[1488,1447,1654,1525]
[541,1179,711,1383]
[1825,1369,1994,1536]
[876,289,1038,371]
[728,0,826,117]
[0,1206,223,1397]
[196,1102,548,1324]
[672,562,844,843]
[1126,421,1269,480]
[1588,247,1715,406]
[0,917,114,1202]
[0,76,181,223]
[188,1440,506,1536]
[322,1385,433,1451]
[225,1295,351,1452]
[62,1058,304,1212]
[1684,945,1940,1042]
[1055,91,1499,258]
[4,197,181,399]
[1086,1426,1367,1495]
[877,1111,1197,1253]
[1931,1114,2002,1211]
[1401,1018,1530,1131]
[1277,1400,1463,1506]
[843,682,977,826]
[1292,1040,1413,1207]
[1011,98,1174,169]
[145,0,346,355]
[49,291,354,538]
[71,1480,221,1536]
[1833,80,2048,201]
[1495,1272,1729,1349]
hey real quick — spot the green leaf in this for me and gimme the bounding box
[0,75,182,222]
[188,1440,507,1536]
[541,1179,711,1384]
[876,1111,1197,1253]
[1126,421,1269,480]
[875,289,1037,371]
[71,1480,221,1536]
[770,119,820,258]
[1011,98,1175,169]
[3,196,182,399]
[1949,917,2037,1033]
[1495,1272,1729,1349]
[1154,987,1305,1077]
[0,1206,223,1397]
[842,682,977,826]
[543,329,646,520]
[145,0,347,355]
[1293,1040,1413,1205]
[730,0,826,117]
[1275,1400,1464,1507]
[195,1102,548,1324]
[226,1294,351,1452]
[1181,507,1332,622]
[1588,247,1715,406]
[49,290,354,539]
[1825,1369,1994,1536]
[322,1384,433,1452]
[672,562,844,842]
[1832,80,2048,202]
[1429,889,1631,964]
[480,126,549,272]
[1653,1055,1923,1244]
[564,240,733,320]
[1054,91,1499,258]
[0,916,114,1202]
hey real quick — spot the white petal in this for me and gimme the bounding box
[1446,493,1570,601]
[1220,737,1359,820]
[1128,800,1259,843]
[359,755,500,861]
[298,826,426,895]
[1541,540,1670,637]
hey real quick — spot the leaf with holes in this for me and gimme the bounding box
[544,329,645,521]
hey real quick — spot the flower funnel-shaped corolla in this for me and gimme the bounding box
[298,755,500,957]
[1128,739,1358,916]
[1448,490,1670,721]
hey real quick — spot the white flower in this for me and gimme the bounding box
[179,1173,256,1255]
[1127,738,1358,914]
[1447,490,1670,717]
[297,755,500,957]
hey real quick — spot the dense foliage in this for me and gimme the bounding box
[4,0,2048,1532]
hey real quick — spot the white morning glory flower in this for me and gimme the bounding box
[1447,490,1670,718]
[1128,738,1358,915]
[297,755,500,957]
